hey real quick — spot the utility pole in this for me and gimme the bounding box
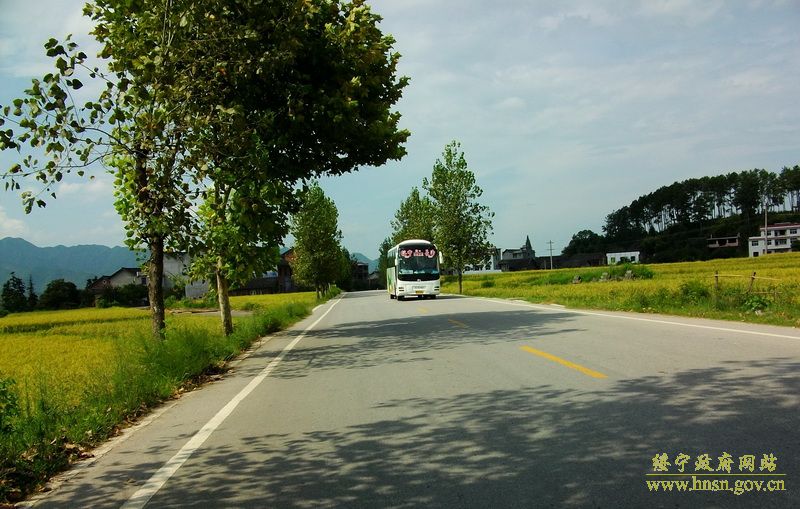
[763,195,769,255]
[547,240,554,270]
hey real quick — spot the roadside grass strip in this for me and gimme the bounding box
[442,253,800,327]
[0,291,330,504]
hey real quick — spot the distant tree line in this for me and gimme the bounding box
[0,272,164,315]
[564,166,800,262]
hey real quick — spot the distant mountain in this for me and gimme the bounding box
[351,252,378,273]
[0,237,143,291]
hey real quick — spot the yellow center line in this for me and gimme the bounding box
[418,307,429,314]
[520,346,608,379]
[448,318,469,328]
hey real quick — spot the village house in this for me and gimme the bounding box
[748,223,800,257]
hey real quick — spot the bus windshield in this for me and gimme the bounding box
[397,245,440,281]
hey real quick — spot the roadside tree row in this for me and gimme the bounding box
[1,0,409,336]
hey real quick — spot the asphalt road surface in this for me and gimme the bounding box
[27,291,800,508]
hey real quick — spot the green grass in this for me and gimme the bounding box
[443,253,800,327]
[0,291,329,503]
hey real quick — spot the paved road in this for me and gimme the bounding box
[29,291,800,508]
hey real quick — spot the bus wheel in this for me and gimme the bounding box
[398,295,404,301]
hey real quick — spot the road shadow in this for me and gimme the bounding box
[141,357,800,508]
[240,307,582,379]
[35,292,800,508]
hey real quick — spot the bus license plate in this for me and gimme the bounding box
[414,286,425,294]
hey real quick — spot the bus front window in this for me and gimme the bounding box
[397,246,440,281]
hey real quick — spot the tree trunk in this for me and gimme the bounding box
[458,269,463,294]
[148,236,166,338]
[216,258,233,336]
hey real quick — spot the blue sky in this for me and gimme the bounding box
[2,0,799,259]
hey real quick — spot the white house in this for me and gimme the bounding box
[748,223,800,257]
[606,251,640,265]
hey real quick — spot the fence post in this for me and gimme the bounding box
[714,271,719,291]
[748,272,756,293]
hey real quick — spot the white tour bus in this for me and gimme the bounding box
[387,239,441,300]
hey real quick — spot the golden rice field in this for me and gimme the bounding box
[229,291,320,311]
[0,308,217,406]
[0,293,317,407]
[442,252,800,327]
[0,291,323,502]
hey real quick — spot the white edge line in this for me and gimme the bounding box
[121,298,341,509]
[482,297,800,340]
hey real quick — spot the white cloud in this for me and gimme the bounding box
[721,68,783,97]
[639,0,725,25]
[538,6,618,32]
[57,176,114,201]
[0,1,97,78]
[495,96,527,110]
[0,206,27,238]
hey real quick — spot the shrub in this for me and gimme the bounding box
[679,280,710,304]
[0,378,19,434]
[241,302,262,311]
[743,294,771,313]
[38,280,81,310]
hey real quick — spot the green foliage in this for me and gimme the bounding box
[595,165,800,263]
[0,292,324,503]
[291,184,344,297]
[742,294,772,313]
[1,273,27,313]
[38,279,81,310]
[562,230,606,256]
[97,283,148,308]
[3,0,409,339]
[679,280,711,304]
[377,237,392,290]
[335,248,354,291]
[26,276,38,310]
[0,378,20,434]
[443,254,800,326]
[391,187,436,244]
[423,141,494,292]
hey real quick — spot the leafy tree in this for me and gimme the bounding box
[183,0,409,334]
[1,273,27,313]
[39,279,81,310]
[2,0,409,338]
[1,11,200,336]
[780,165,800,212]
[390,187,435,243]
[562,230,605,256]
[335,247,355,291]
[732,170,761,221]
[27,276,38,310]
[377,237,392,290]
[423,141,494,293]
[115,283,149,307]
[290,184,344,299]
[189,180,297,335]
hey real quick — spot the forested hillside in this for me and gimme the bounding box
[564,166,800,262]
[0,237,142,289]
